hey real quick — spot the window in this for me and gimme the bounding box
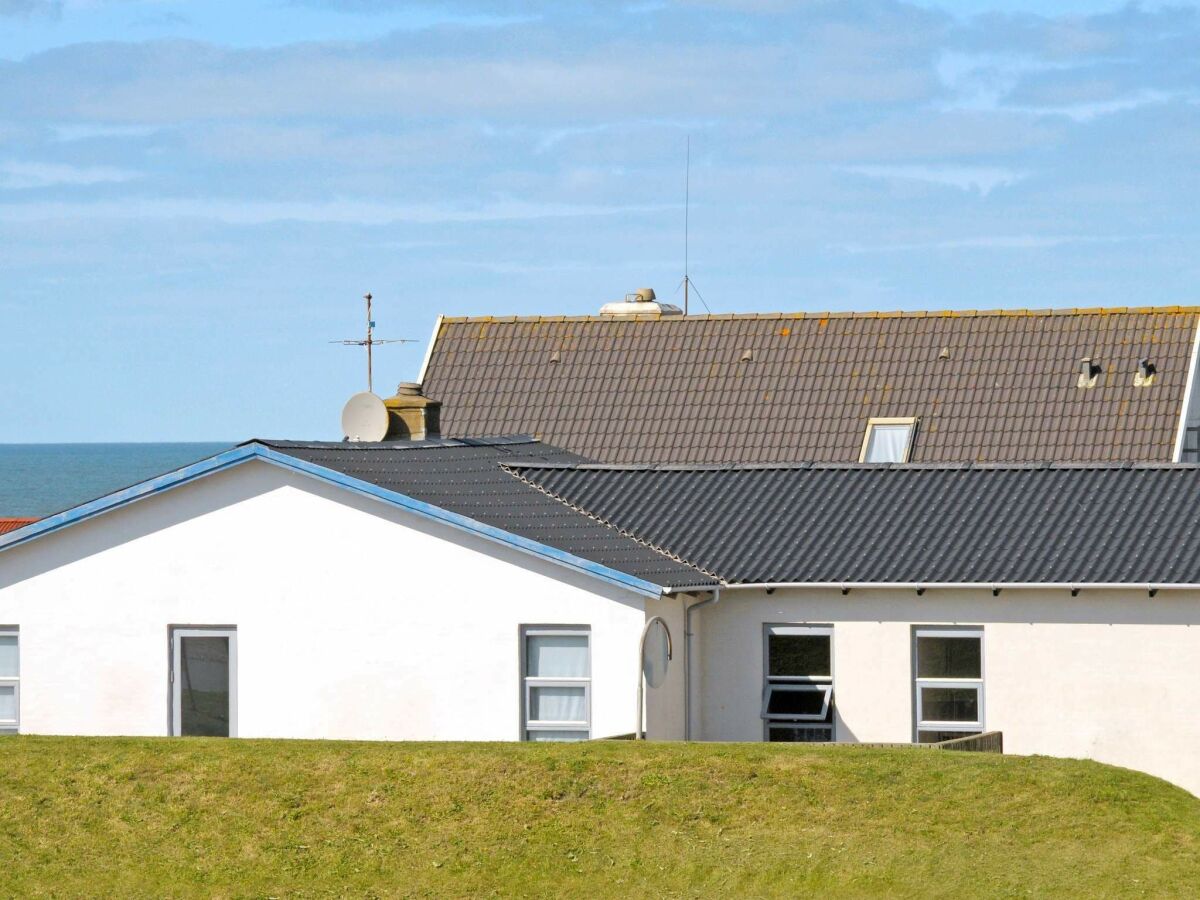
[171,627,237,737]
[522,627,590,741]
[914,628,983,743]
[762,625,833,743]
[860,417,917,463]
[0,627,17,734]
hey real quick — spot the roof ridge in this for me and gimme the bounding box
[438,305,1200,325]
[249,435,542,452]
[499,464,726,584]
[505,460,1200,473]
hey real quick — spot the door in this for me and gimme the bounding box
[171,627,237,737]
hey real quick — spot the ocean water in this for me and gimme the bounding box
[0,443,232,518]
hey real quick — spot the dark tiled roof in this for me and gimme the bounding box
[254,437,713,589]
[507,461,1200,586]
[421,307,1200,464]
[0,518,36,535]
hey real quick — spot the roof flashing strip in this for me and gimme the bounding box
[1172,316,1200,461]
[696,582,1200,593]
[0,443,670,599]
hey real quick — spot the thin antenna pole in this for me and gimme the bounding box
[365,292,373,393]
[684,136,690,316]
[330,293,417,392]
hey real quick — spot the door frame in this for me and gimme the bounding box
[170,626,238,737]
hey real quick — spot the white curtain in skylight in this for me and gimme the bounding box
[864,424,911,463]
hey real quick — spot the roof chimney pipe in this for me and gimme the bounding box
[384,382,441,440]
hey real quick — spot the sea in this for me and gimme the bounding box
[0,444,233,518]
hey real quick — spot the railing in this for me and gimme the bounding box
[926,731,1003,753]
[595,730,1004,752]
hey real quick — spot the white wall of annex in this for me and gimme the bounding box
[694,588,1200,795]
[0,460,647,742]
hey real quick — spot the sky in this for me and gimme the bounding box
[3,0,1200,440]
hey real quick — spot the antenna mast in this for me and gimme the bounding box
[684,136,690,316]
[330,292,416,393]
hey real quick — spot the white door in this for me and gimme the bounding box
[171,627,237,737]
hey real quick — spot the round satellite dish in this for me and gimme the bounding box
[341,392,388,442]
[642,618,671,689]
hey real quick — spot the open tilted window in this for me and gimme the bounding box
[522,627,591,742]
[762,625,834,743]
[914,627,984,743]
[860,417,917,463]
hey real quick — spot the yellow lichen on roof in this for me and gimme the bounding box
[438,305,1200,325]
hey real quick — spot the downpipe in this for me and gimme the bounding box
[683,587,720,741]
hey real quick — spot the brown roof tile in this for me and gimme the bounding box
[420,307,1200,464]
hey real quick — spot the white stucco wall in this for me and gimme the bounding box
[0,460,648,742]
[694,588,1200,795]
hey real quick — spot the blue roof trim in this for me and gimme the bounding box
[0,443,665,598]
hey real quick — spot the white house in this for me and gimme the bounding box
[4,435,1200,796]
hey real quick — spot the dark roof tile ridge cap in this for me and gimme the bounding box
[499,464,726,584]
[249,435,542,451]
[503,460,1200,474]
[504,461,816,472]
[437,305,1200,324]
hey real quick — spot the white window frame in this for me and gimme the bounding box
[859,416,918,463]
[0,627,17,734]
[913,627,984,740]
[170,626,238,738]
[521,626,591,741]
[762,624,834,742]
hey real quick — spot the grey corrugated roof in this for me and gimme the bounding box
[252,437,714,589]
[421,307,1200,464]
[506,461,1200,586]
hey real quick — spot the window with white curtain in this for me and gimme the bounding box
[0,627,18,735]
[914,627,984,743]
[860,417,917,463]
[762,624,834,742]
[522,627,590,741]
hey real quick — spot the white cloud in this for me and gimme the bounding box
[0,195,674,224]
[52,123,160,142]
[841,163,1027,195]
[1007,89,1187,122]
[834,233,1156,253]
[0,0,59,17]
[0,160,138,189]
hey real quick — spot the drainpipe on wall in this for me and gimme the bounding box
[684,587,720,742]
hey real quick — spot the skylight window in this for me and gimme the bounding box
[860,417,917,463]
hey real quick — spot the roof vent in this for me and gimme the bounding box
[599,287,683,318]
[1078,357,1101,389]
[1135,358,1156,387]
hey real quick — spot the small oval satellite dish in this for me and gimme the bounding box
[642,618,671,689]
[341,392,388,442]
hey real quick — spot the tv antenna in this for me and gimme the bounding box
[330,292,416,394]
[677,136,710,315]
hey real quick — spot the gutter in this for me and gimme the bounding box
[712,582,1198,593]
[684,587,720,741]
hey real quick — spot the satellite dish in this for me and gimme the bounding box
[642,618,672,689]
[341,392,388,442]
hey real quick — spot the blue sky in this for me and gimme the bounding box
[3,0,1200,440]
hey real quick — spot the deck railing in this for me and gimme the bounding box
[926,731,1003,753]
[598,731,1004,753]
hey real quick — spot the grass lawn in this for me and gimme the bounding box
[1,737,1198,897]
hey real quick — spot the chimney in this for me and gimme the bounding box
[598,287,683,318]
[384,382,441,440]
